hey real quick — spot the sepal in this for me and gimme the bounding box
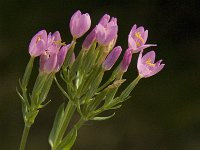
[56,127,77,150]
[92,113,115,121]
[49,103,65,147]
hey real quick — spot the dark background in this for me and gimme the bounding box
[0,0,200,150]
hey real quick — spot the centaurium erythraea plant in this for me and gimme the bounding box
[17,10,165,150]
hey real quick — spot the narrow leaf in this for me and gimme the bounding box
[92,113,115,121]
[57,128,77,150]
[49,103,65,147]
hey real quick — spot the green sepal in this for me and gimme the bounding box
[49,103,65,147]
[83,70,104,101]
[56,127,77,150]
[92,112,115,121]
[39,73,54,104]
[77,67,103,99]
[25,109,39,126]
[68,50,84,82]
[31,73,48,98]
[38,100,51,108]
[16,87,28,117]
[16,87,26,104]
[109,104,122,110]
[81,42,97,74]
[21,57,34,89]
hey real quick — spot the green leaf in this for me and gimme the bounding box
[38,100,51,108]
[54,77,71,101]
[109,104,122,110]
[92,113,115,121]
[57,128,77,150]
[49,103,65,147]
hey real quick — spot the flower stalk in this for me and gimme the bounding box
[19,125,30,150]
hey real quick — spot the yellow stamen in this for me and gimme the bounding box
[135,32,145,46]
[36,36,41,43]
[136,41,140,47]
[146,58,155,67]
[54,40,66,46]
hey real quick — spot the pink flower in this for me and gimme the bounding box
[137,51,165,78]
[47,31,62,54]
[70,10,91,38]
[40,44,70,74]
[95,14,118,46]
[39,31,69,74]
[128,24,156,53]
[29,30,47,57]
[120,48,132,72]
[102,46,122,70]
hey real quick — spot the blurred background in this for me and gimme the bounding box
[0,0,200,150]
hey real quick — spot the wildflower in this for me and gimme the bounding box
[39,31,69,73]
[96,14,118,46]
[29,30,47,57]
[128,24,156,53]
[120,48,132,72]
[70,10,91,39]
[102,46,122,70]
[137,50,165,78]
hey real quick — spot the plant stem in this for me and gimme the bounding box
[53,101,76,149]
[75,117,85,130]
[19,125,31,150]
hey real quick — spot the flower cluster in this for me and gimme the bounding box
[18,10,165,150]
[28,10,164,77]
[29,30,69,74]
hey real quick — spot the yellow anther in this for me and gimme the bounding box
[36,36,41,43]
[54,40,66,46]
[146,58,155,67]
[136,41,141,47]
[135,32,145,44]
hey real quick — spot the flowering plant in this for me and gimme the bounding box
[17,10,164,150]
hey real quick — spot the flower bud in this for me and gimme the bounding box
[120,48,132,72]
[29,30,47,57]
[102,46,122,70]
[70,10,91,38]
[137,50,165,78]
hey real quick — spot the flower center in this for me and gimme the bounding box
[135,32,145,47]
[146,58,155,67]
[36,36,41,43]
[54,40,66,46]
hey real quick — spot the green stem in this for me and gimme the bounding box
[53,101,76,149]
[19,125,31,150]
[75,117,85,130]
